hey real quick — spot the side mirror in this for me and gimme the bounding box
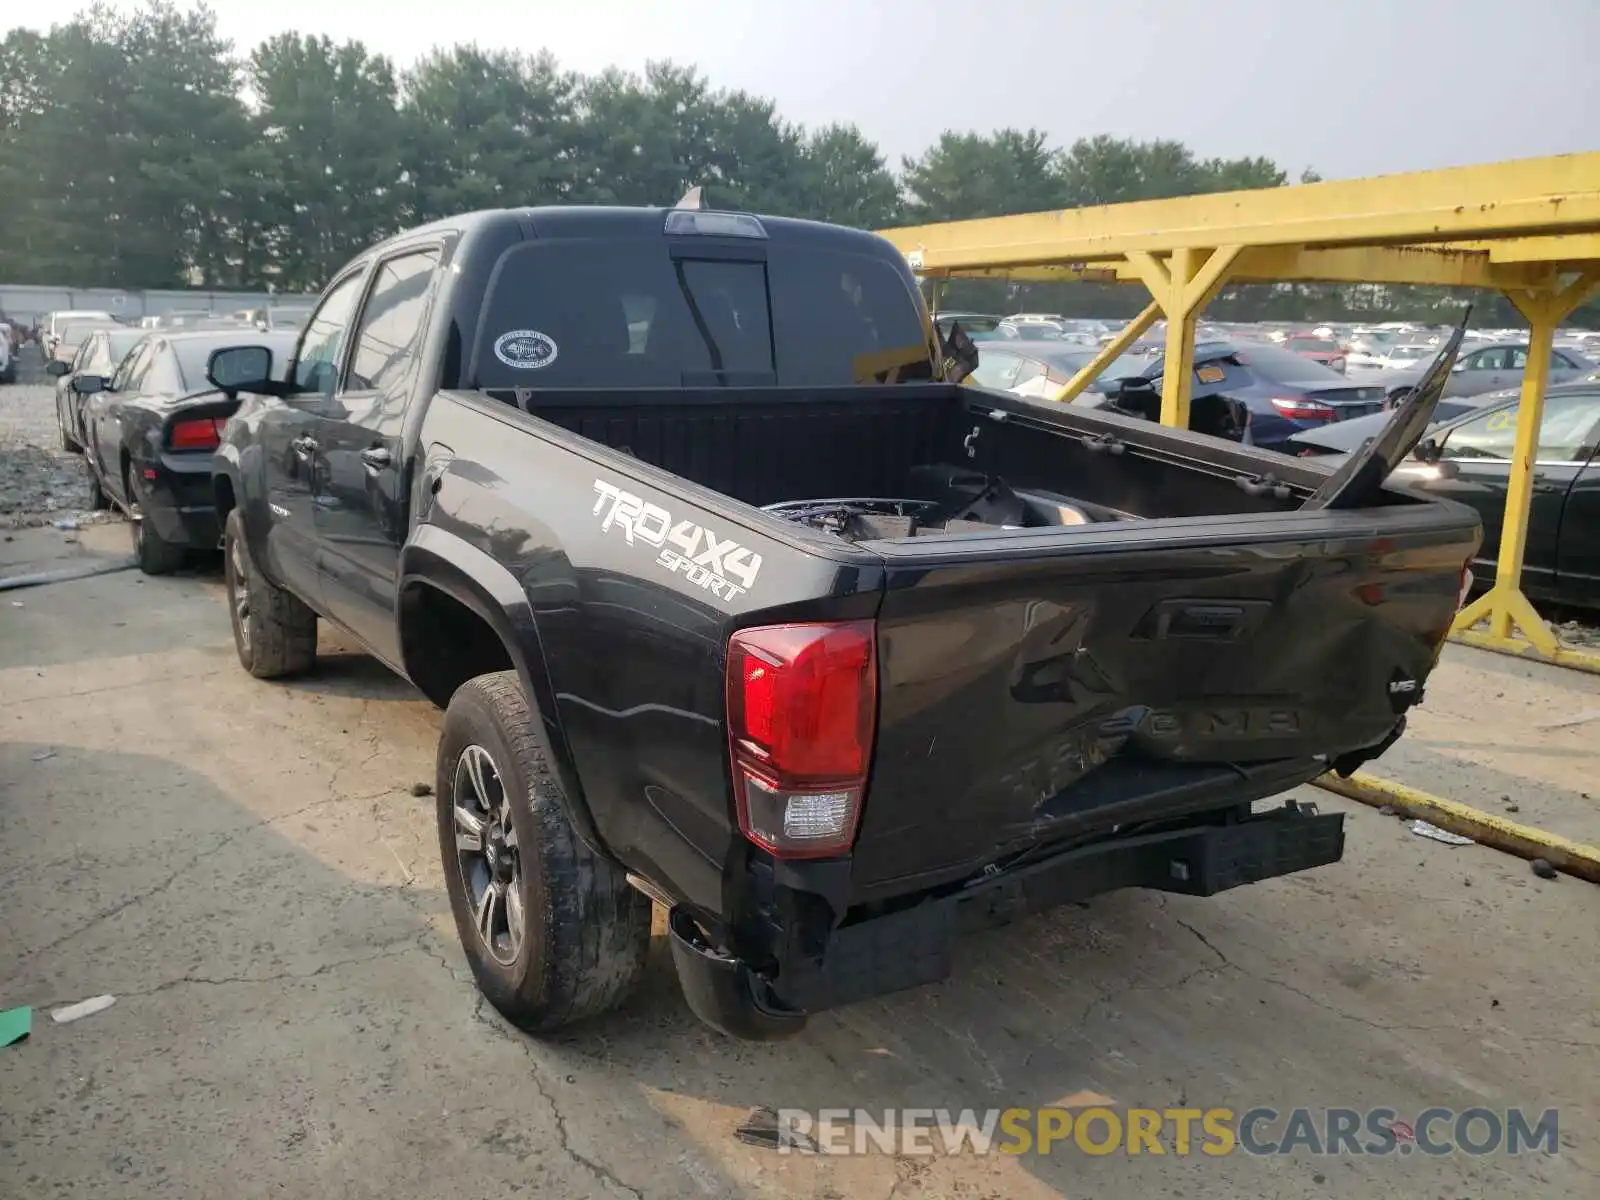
[1413,436,1441,463]
[45,360,70,377]
[206,344,274,394]
[71,374,106,395]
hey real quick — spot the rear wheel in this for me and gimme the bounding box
[125,469,186,575]
[438,671,651,1033]
[1387,387,1413,410]
[224,508,317,677]
[86,460,110,510]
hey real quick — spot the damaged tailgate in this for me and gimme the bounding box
[849,323,1478,895]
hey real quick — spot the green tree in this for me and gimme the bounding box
[401,46,584,222]
[901,128,1060,221]
[247,32,408,290]
[793,123,902,229]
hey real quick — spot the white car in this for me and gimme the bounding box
[0,333,12,384]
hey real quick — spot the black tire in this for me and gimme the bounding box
[224,508,317,677]
[86,461,110,510]
[437,671,651,1033]
[1387,387,1413,410]
[131,509,187,575]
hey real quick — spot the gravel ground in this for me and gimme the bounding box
[0,380,117,530]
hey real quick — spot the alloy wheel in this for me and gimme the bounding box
[452,744,524,966]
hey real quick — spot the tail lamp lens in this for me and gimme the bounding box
[1271,397,1336,422]
[168,417,226,451]
[726,620,877,859]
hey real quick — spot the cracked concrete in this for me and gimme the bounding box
[2,524,1598,1199]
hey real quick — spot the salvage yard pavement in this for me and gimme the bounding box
[0,416,1597,1200]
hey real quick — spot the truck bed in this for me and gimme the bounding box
[428,384,1477,902]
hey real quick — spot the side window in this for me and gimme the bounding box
[1553,349,1581,370]
[291,272,366,399]
[345,249,442,393]
[1443,394,1600,462]
[111,344,146,391]
[1507,347,1528,370]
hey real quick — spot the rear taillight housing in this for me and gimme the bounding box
[1271,397,1336,422]
[168,416,226,451]
[726,620,877,859]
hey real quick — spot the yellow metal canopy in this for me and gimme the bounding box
[877,153,1600,670]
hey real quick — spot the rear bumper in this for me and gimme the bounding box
[669,801,1344,1039]
[142,454,220,548]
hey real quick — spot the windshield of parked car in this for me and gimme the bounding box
[1232,342,1349,382]
[475,238,936,389]
[1287,337,1341,353]
[58,322,121,352]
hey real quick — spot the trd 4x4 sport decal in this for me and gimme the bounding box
[592,479,762,603]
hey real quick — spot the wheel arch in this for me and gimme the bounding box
[398,524,606,857]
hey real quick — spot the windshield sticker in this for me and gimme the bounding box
[494,330,558,370]
[592,478,761,603]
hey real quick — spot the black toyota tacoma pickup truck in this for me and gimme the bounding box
[208,202,1479,1039]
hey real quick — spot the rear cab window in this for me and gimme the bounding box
[473,230,937,391]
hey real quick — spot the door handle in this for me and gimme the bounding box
[359,446,392,470]
[290,435,318,459]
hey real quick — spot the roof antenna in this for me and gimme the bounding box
[675,186,707,211]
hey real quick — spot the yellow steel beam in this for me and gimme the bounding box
[1443,234,1600,263]
[879,153,1600,273]
[1452,268,1600,658]
[1229,245,1553,289]
[1051,301,1161,403]
[927,245,1557,289]
[1123,247,1243,428]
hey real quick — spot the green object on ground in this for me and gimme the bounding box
[0,1006,31,1046]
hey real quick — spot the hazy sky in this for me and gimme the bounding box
[31,0,1600,180]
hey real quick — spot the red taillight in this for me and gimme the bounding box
[1271,397,1336,422]
[726,620,877,859]
[168,417,226,451]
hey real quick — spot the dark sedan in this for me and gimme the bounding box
[1291,384,1600,609]
[75,329,297,574]
[1095,339,1392,451]
[48,326,146,452]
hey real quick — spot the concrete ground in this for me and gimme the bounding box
[2,522,1597,1200]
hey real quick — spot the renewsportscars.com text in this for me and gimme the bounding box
[771,1106,1560,1157]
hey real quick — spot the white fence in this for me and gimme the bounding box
[0,284,320,327]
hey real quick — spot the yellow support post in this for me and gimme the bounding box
[1452,269,1600,657]
[1051,301,1161,403]
[1125,246,1243,428]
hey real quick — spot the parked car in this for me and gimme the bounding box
[46,319,124,373]
[43,309,116,358]
[1081,339,1390,451]
[966,342,1145,401]
[232,304,315,332]
[1289,385,1600,609]
[206,203,1475,1040]
[0,333,12,384]
[1374,340,1592,405]
[74,328,298,572]
[47,326,146,451]
[1284,334,1348,373]
[932,312,1008,341]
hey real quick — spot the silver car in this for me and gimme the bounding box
[1374,339,1591,403]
